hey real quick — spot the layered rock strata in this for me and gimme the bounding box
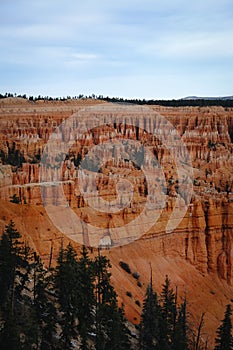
[0,98,233,346]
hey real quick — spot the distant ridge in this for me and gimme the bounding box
[182,95,233,100]
[1,93,233,107]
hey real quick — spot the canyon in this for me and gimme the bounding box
[0,97,233,347]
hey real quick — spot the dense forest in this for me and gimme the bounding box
[0,221,232,349]
[1,92,233,108]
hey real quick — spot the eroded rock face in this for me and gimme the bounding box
[0,98,233,345]
[0,99,233,287]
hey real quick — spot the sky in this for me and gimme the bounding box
[0,0,233,99]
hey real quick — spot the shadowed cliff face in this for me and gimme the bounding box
[0,98,233,345]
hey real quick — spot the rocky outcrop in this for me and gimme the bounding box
[0,98,233,346]
[0,100,233,284]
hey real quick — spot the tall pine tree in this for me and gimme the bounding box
[139,275,190,350]
[139,281,160,350]
[173,297,189,350]
[0,220,24,308]
[54,243,79,349]
[94,251,131,350]
[215,304,233,350]
[76,246,95,350]
[159,275,176,350]
[0,221,32,349]
[32,253,58,350]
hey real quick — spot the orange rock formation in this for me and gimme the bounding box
[0,98,233,347]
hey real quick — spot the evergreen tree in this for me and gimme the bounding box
[215,304,233,350]
[0,220,23,307]
[138,275,191,350]
[173,297,189,350]
[33,254,57,350]
[76,246,95,350]
[139,282,160,350]
[116,306,132,350]
[94,251,131,350]
[0,221,32,349]
[159,275,176,350]
[54,243,79,349]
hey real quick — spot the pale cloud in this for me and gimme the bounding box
[143,31,233,60]
[0,24,72,41]
[69,53,99,61]
[0,0,233,98]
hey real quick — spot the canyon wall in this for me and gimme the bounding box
[0,99,233,277]
[0,98,233,345]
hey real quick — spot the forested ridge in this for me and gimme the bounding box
[0,221,232,349]
[1,92,233,108]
